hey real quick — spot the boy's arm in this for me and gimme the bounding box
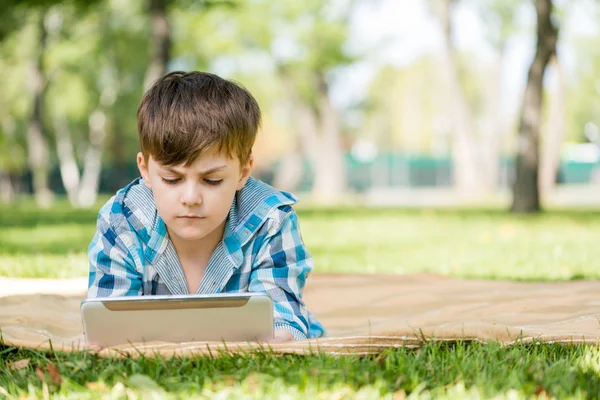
[249,207,312,341]
[88,211,143,297]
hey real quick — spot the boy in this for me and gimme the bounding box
[88,71,325,342]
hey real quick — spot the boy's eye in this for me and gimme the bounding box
[161,177,180,185]
[204,179,223,186]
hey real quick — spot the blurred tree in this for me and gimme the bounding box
[0,0,65,40]
[476,0,570,199]
[567,34,600,145]
[472,0,523,194]
[539,55,566,195]
[1,0,99,207]
[102,0,149,189]
[0,17,32,202]
[511,0,558,212]
[143,0,236,89]
[46,3,115,207]
[26,10,54,208]
[428,0,482,195]
[227,0,357,202]
[362,59,447,155]
[0,131,15,202]
[563,0,600,151]
[536,1,569,199]
[144,0,171,89]
[1,0,237,206]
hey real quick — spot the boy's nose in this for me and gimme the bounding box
[180,183,202,206]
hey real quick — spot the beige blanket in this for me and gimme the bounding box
[1,274,598,356]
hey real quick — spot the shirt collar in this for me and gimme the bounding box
[120,176,297,266]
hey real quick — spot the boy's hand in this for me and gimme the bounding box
[269,329,294,343]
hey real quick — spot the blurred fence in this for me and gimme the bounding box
[263,153,600,194]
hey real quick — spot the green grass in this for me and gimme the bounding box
[302,207,600,280]
[2,199,600,398]
[1,199,600,280]
[1,341,600,399]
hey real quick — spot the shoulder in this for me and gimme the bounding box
[95,178,157,245]
[236,177,297,212]
[230,178,302,244]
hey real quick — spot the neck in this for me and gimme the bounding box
[168,219,226,260]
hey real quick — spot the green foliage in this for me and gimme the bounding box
[0,0,361,188]
[1,341,599,398]
[0,21,36,173]
[0,0,101,41]
[470,0,527,49]
[208,0,358,106]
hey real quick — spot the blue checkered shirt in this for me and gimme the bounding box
[88,177,325,340]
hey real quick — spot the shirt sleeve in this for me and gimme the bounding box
[249,207,312,340]
[87,205,143,297]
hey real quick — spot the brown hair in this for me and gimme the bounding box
[137,71,261,166]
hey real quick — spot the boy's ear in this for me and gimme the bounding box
[137,152,152,189]
[236,155,254,190]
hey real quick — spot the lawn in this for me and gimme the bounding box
[2,342,600,399]
[1,199,600,399]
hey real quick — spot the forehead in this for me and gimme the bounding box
[150,149,239,171]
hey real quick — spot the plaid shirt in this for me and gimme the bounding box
[88,177,325,340]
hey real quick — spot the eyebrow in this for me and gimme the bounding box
[163,165,227,175]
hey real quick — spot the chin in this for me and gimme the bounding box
[175,229,209,241]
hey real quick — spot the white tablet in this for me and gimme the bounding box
[81,292,274,347]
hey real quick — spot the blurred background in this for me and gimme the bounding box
[1,0,599,211]
[3,6,600,399]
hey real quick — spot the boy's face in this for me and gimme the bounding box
[137,147,253,244]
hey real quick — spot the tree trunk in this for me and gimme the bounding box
[110,122,129,188]
[54,114,81,205]
[0,169,15,203]
[511,0,558,213]
[27,12,53,208]
[54,110,106,208]
[481,45,506,194]
[100,7,128,190]
[438,0,481,195]
[144,0,170,89]
[77,110,107,208]
[539,55,566,196]
[311,74,347,203]
[276,67,320,193]
[276,68,346,201]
